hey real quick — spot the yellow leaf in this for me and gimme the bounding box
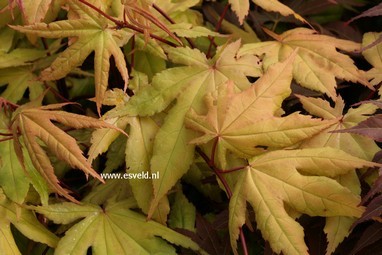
[186,51,333,166]
[11,0,132,113]
[239,28,371,99]
[229,148,375,255]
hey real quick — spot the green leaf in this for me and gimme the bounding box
[0,67,44,103]
[0,48,46,69]
[168,189,196,232]
[34,199,206,255]
[0,189,58,252]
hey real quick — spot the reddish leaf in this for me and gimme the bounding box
[347,2,382,24]
[350,222,382,255]
[354,195,382,225]
[335,114,382,142]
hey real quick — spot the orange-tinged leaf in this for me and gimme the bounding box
[11,101,126,202]
[10,0,132,113]
[239,28,371,99]
[186,51,333,166]
[297,95,380,254]
[229,148,376,255]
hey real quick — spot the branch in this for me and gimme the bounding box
[206,3,230,58]
[195,137,248,255]
[78,0,179,47]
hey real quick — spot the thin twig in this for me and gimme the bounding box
[78,0,179,47]
[0,132,13,136]
[0,137,13,142]
[206,3,230,58]
[152,3,195,48]
[195,139,249,255]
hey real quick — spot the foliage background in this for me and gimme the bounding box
[1,0,382,254]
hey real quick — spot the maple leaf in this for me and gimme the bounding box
[186,51,334,167]
[297,95,379,254]
[238,27,372,99]
[229,0,307,25]
[32,199,206,255]
[0,189,58,254]
[229,148,377,255]
[112,40,262,217]
[11,97,127,203]
[10,0,132,112]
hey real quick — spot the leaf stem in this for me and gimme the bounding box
[77,0,179,47]
[206,3,230,58]
[0,137,13,142]
[0,132,13,136]
[195,137,249,255]
[152,3,196,49]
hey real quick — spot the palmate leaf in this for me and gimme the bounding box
[33,199,206,255]
[239,28,372,99]
[297,95,379,254]
[186,51,333,167]
[113,40,262,217]
[229,148,377,255]
[0,189,58,254]
[11,0,132,112]
[11,98,127,203]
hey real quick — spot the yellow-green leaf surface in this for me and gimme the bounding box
[11,0,132,112]
[11,101,126,203]
[114,40,261,217]
[168,189,196,232]
[0,48,46,69]
[0,139,30,204]
[34,199,205,255]
[297,95,380,254]
[125,116,170,224]
[239,28,371,99]
[0,189,58,254]
[229,148,376,255]
[0,67,44,103]
[186,53,333,166]
[362,32,382,90]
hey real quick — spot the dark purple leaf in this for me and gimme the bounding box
[335,114,382,142]
[347,2,382,24]
[176,213,230,255]
[354,195,382,226]
[350,222,382,255]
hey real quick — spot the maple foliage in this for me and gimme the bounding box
[2,0,382,254]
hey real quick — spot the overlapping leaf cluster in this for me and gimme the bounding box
[1,0,382,255]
